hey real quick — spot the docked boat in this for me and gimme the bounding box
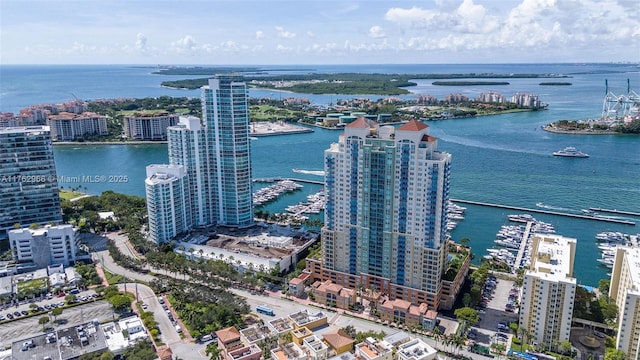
[553,147,589,158]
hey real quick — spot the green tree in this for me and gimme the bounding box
[599,279,611,294]
[462,293,472,307]
[454,307,480,328]
[51,307,63,323]
[604,348,626,360]
[205,342,220,360]
[342,325,357,339]
[38,316,50,331]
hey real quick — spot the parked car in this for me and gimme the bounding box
[6,313,14,319]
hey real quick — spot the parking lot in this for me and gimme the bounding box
[471,276,519,348]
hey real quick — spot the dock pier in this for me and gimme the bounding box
[450,199,635,225]
[589,207,640,217]
[513,221,532,274]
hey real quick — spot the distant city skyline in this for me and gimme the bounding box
[1,0,638,65]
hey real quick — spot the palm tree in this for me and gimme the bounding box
[432,326,443,350]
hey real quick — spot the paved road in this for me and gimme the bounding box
[116,283,182,346]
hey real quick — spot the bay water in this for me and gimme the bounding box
[2,64,639,286]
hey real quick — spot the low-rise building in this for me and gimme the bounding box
[271,342,308,360]
[226,344,262,360]
[289,272,310,297]
[302,335,329,360]
[9,224,78,268]
[312,280,356,310]
[240,324,272,345]
[291,327,313,345]
[289,310,328,331]
[268,317,294,335]
[396,338,437,360]
[355,337,393,360]
[216,326,244,356]
[322,329,354,355]
[377,298,433,328]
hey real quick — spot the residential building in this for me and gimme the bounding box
[322,329,354,355]
[202,76,254,228]
[47,112,107,141]
[396,338,437,360]
[145,164,191,244]
[167,116,212,226]
[518,234,577,351]
[302,335,329,360]
[609,246,640,359]
[311,280,356,310]
[288,310,328,331]
[0,126,62,241]
[377,298,435,329]
[355,337,393,360]
[309,119,451,309]
[289,272,310,297]
[8,224,78,268]
[226,344,262,360]
[216,326,244,359]
[272,342,308,360]
[123,112,179,140]
[144,75,254,243]
[291,327,313,345]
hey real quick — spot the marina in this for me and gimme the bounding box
[253,180,303,206]
[450,199,636,225]
[483,215,557,273]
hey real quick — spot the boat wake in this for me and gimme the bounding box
[535,202,576,212]
[292,168,325,176]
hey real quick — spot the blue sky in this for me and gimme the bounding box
[1,0,638,65]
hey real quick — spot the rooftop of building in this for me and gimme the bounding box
[268,317,294,333]
[617,246,640,288]
[303,335,328,351]
[239,325,272,343]
[289,310,327,327]
[215,326,241,344]
[272,342,306,360]
[528,234,576,282]
[356,337,392,359]
[322,329,354,350]
[0,125,50,134]
[396,338,437,360]
[176,223,316,264]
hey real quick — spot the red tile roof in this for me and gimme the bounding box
[216,326,241,344]
[323,329,355,349]
[346,117,373,128]
[398,120,428,131]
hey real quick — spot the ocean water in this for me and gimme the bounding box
[2,63,639,286]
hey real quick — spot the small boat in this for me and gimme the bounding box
[553,147,589,158]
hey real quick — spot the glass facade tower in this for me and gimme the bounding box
[320,118,451,307]
[202,76,253,228]
[0,126,62,241]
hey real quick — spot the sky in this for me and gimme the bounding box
[1,0,638,65]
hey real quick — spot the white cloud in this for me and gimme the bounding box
[135,33,147,51]
[255,30,264,40]
[275,26,296,39]
[368,26,386,39]
[276,44,293,52]
[170,35,212,55]
[307,31,316,38]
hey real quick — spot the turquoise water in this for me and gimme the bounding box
[2,64,639,286]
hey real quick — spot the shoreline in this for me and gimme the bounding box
[542,125,618,135]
